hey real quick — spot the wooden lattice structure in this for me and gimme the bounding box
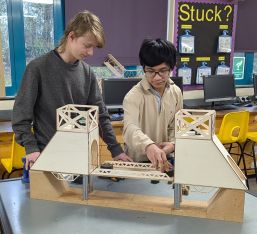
[103,54,125,77]
[31,105,100,180]
[57,105,98,133]
[30,107,247,222]
[173,109,247,222]
[175,109,216,140]
[103,54,144,78]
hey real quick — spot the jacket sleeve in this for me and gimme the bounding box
[168,86,183,143]
[12,62,40,154]
[123,89,154,156]
[87,71,123,157]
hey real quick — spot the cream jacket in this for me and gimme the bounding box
[123,78,183,162]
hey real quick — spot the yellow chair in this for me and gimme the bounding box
[1,134,26,179]
[217,111,249,185]
[240,132,257,184]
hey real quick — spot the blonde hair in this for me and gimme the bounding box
[58,10,105,52]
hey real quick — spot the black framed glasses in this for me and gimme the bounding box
[144,69,170,78]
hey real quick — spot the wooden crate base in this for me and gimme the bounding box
[30,171,245,222]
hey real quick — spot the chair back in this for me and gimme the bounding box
[12,134,26,169]
[1,134,25,173]
[217,111,249,144]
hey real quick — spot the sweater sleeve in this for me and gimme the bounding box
[12,62,40,154]
[123,89,154,156]
[168,86,183,143]
[87,71,123,157]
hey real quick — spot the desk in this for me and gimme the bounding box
[1,179,257,234]
[0,121,13,133]
[0,100,14,121]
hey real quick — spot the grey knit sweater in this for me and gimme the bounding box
[12,50,123,157]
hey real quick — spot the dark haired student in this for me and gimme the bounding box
[123,38,183,173]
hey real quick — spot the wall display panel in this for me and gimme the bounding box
[173,0,238,90]
[65,0,168,66]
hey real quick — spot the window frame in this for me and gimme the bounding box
[5,0,64,96]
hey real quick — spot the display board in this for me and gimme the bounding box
[173,0,237,89]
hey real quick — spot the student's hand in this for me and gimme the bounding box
[113,153,133,162]
[163,160,173,172]
[145,144,167,172]
[25,152,40,170]
[157,142,175,155]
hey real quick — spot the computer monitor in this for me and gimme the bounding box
[102,78,141,108]
[170,76,183,93]
[253,74,257,98]
[203,74,236,103]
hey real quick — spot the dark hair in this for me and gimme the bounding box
[139,39,176,69]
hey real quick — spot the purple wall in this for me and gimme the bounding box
[65,0,168,66]
[235,0,257,52]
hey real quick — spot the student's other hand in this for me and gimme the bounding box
[145,144,167,172]
[25,152,40,170]
[158,142,175,154]
[163,160,173,172]
[113,153,133,162]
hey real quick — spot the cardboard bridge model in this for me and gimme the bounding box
[30,105,247,222]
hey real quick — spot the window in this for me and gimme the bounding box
[23,0,55,64]
[0,0,64,96]
[0,0,12,87]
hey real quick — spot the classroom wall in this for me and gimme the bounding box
[65,0,251,100]
[235,0,257,52]
[65,0,168,66]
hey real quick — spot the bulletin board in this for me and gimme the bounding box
[173,0,237,90]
